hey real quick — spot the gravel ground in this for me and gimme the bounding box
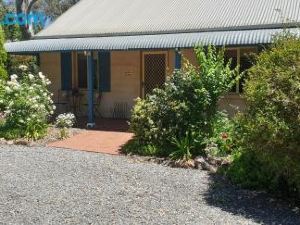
[0,145,299,225]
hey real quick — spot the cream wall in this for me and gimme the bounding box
[100,51,141,118]
[101,50,176,118]
[39,48,253,119]
[39,52,61,100]
[181,48,198,66]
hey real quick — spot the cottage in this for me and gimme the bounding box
[5,0,300,127]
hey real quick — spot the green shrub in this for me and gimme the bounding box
[129,45,238,158]
[227,32,300,199]
[0,67,55,140]
[227,150,300,198]
[7,55,39,76]
[0,26,7,80]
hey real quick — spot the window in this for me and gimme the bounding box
[224,48,256,93]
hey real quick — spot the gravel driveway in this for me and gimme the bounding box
[0,145,299,225]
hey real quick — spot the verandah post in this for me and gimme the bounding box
[175,48,182,70]
[86,51,95,128]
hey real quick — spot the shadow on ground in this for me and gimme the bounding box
[203,174,300,225]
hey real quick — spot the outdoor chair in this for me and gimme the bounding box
[55,89,71,114]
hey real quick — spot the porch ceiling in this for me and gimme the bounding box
[5,28,300,53]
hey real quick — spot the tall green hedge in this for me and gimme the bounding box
[227,32,300,199]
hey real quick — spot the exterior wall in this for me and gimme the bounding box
[101,51,141,118]
[181,48,198,66]
[39,47,256,119]
[167,50,175,74]
[39,52,61,101]
[101,49,175,118]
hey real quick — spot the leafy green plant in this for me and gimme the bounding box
[25,119,48,140]
[7,55,39,76]
[129,45,238,159]
[170,134,193,161]
[227,32,300,199]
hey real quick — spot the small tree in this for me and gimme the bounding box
[129,45,238,158]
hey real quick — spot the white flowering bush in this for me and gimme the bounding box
[55,113,76,139]
[0,65,55,140]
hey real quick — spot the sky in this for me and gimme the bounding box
[2,0,15,6]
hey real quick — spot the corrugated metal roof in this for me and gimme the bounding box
[6,28,299,53]
[35,0,300,39]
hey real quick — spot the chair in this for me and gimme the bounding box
[55,89,71,114]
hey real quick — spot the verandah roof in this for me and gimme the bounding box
[5,28,299,53]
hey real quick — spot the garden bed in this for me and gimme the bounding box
[126,153,231,172]
[0,126,84,147]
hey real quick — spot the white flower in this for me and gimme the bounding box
[38,72,45,80]
[4,86,12,93]
[12,84,20,90]
[55,112,76,128]
[28,74,34,80]
[19,65,28,71]
[10,74,18,81]
[45,78,51,85]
